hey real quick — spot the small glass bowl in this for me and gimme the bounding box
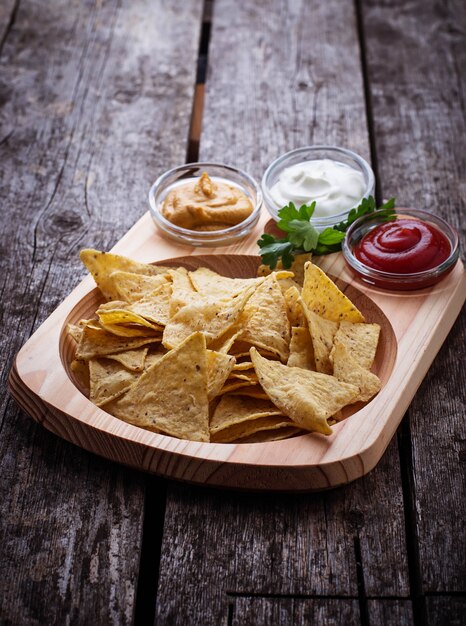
[149,163,262,247]
[261,145,375,228]
[342,208,460,290]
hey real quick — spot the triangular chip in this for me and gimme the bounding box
[331,321,380,370]
[168,267,197,316]
[237,426,304,443]
[206,350,236,401]
[211,394,283,432]
[89,358,140,406]
[228,386,269,400]
[106,332,210,441]
[331,339,381,402]
[250,348,359,435]
[128,283,172,327]
[283,286,307,328]
[301,303,338,374]
[70,359,90,392]
[80,249,167,300]
[301,261,365,323]
[189,267,263,299]
[287,326,316,370]
[212,416,293,443]
[106,271,169,303]
[207,326,242,353]
[96,301,162,331]
[75,324,158,359]
[162,285,255,349]
[257,253,311,286]
[105,347,149,372]
[237,275,290,362]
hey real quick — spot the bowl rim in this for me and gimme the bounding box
[261,145,375,223]
[149,161,263,240]
[342,207,460,282]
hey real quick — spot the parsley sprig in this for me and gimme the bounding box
[257,196,395,269]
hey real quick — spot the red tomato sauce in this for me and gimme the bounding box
[354,218,451,274]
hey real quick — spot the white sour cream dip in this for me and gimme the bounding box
[270,159,366,217]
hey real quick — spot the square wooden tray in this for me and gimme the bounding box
[8,212,466,491]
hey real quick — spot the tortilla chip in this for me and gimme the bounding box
[228,386,269,400]
[75,323,158,359]
[127,283,172,327]
[105,347,149,372]
[210,395,288,442]
[208,327,243,353]
[283,286,307,328]
[89,358,140,406]
[301,304,338,374]
[168,267,198,316]
[98,322,161,338]
[230,341,279,360]
[68,323,83,343]
[162,284,255,349]
[190,267,263,299]
[301,261,365,323]
[287,326,316,370]
[215,379,258,396]
[229,370,258,383]
[251,348,359,435]
[107,271,170,303]
[257,253,311,286]
[144,347,169,369]
[232,361,254,371]
[70,358,90,391]
[236,275,290,362]
[212,416,293,443]
[206,350,236,401]
[96,301,163,332]
[210,395,283,432]
[106,332,210,441]
[331,339,381,402]
[238,426,304,443]
[331,321,380,370]
[80,249,168,300]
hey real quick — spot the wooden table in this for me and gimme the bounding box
[1,1,464,624]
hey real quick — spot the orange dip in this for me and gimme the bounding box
[161,172,253,231]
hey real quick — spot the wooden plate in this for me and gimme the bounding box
[9,215,466,491]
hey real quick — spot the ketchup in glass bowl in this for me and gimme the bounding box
[342,209,460,290]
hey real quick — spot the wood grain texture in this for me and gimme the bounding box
[230,597,360,626]
[367,599,414,626]
[200,0,372,180]
[0,0,202,623]
[362,0,466,596]
[153,1,416,620]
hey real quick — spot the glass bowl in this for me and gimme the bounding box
[261,146,375,229]
[149,163,262,247]
[342,208,460,290]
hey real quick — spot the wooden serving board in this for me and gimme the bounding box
[9,212,466,491]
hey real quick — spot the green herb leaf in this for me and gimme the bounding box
[257,195,396,269]
[257,234,295,269]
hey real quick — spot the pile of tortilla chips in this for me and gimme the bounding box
[69,249,381,443]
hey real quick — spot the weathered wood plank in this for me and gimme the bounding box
[426,596,466,625]
[230,597,360,626]
[155,1,410,622]
[367,599,414,626]
[0,0,202,623]
[361,0,466,594]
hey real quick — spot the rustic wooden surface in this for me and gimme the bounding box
[1,1,464,626]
